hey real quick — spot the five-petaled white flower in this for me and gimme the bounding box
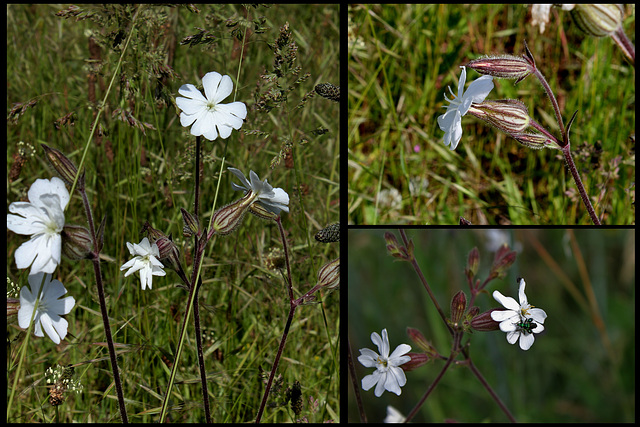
[228,167,290,215]
[358,328,411,397]
[491,277,547,350]
[7,177,70,275]
[176,71,247,141]
[437,66,494,150]
[120,237,166,290]
[18,272,76,345]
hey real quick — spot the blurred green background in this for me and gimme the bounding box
[348,4,635,224]
[348,229,635,422]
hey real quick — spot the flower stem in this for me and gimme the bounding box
[610,26,635,66]
[255,303,297,423]
[532,67,566,145]
[399,230,454,335]
[346,338,368,423]
[561,145,601,224]
[465,356,516,422]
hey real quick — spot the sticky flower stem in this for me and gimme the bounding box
[610,26,635,66]
[78,182,128,422]
[532,67,567,145]
[255,215,296,423]
[255,301,297,423]
[399,230,454,335]
[464,354,517,422]
[404,354,454,422]
[561,144,602,225]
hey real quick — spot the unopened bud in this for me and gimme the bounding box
[406,327,432,353]
[7,298,20,317]
[451,291,467,324]
[400,353,429,372]
[249,202,280,221]
[512,132,560,150]
[468,99,531,134]
[571,4,623,37]
[62,225,94,260]
[154,236,182,272]
[470,309,501,332]
[316,258,339,290]
[41,144,84,190]
[467,55,533,84]
[465,247,480,279]
[211,191,257,236]
[180,209,200,238]
[489,244,516,280]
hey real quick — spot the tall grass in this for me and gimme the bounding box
[7,4,339,422]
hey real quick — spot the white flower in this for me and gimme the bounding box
[228,167,289,215]
[384,406,407,423]
[7,177,70,275]
[175,71,247,141]
[18,272,76,345]
[491,277,547,350]
[358,329,411,397]
[120,237,166,290]
[437,66,494,150]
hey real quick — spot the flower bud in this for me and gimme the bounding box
[180,208,200,238]
[7,298,20,317]
[211,191,257,236]
[315,222,340,243]
[450,291,467,324]
[467,55,533,84]
[62,225,94,260]
[468,99,531,135]
[316,258,339,290]
[41,144,84,190]
[570,4,623,37]
[406,327,432,353]
[154,235,182,273]
[400,353,429,372]
[489,243,516,280]
[465,247,480,280]
[470,309,501,331]
[512,132,560,150]
[384,231,413,261]
[249,202,280,221]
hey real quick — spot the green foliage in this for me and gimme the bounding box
[348,4,635,224]
[7,4,339,423]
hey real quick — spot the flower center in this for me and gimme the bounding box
[377,356,388,368]
[206,100,217,111]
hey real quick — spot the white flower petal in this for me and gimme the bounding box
[178,83,208,103]
[179,111,200,127]
[499,319,518,332]
[519,332,535,350]
[215,123,234,139]
[457,66,467,99]
[176,72,246,141]
[202,72,224,102]
[388,343,411,360]
[529,307,547,323]
[506,330,520,344]
[362,371,381,391]
[491,309,519,322]
[464,75,494,104]
[492,290,521,311]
